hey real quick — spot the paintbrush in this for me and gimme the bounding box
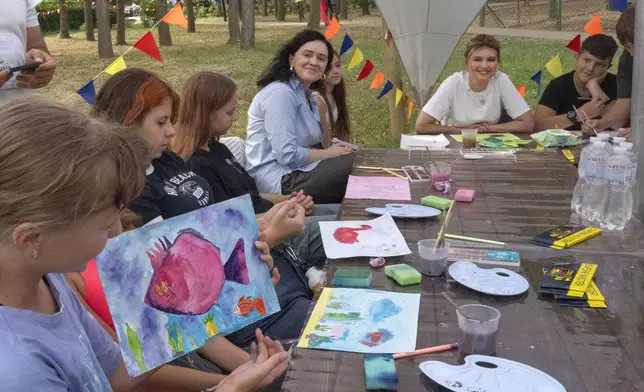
[434,201,454,250]
[441,292,461,315]
[579,109,597,135]
[449,154,463,168]
[426,146,440,173]
[572,105,597,135]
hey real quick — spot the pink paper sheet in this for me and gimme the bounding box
[344,175,411,201]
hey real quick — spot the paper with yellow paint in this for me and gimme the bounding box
[450,133,520,143]
[347,48,364,70]
[105,57,127,75]
[395,88,403,107]
[546,55,563,78]
[297,288,420,353]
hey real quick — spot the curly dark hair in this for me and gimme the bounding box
[257,29,335,89]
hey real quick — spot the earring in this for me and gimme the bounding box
[321,74,327,80]
[289,65,294,72]
[31,250,38,259]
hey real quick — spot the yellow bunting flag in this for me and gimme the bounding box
[407,99,414,119]
[545,55,563,78]
[584,13,603,36]
[162,2,188,29]
[370,72,385,89]
[104,56,127,75]
[347,48,364,70]
[395,88,403,107]
[324,16,341,40]
[517,84,526,98]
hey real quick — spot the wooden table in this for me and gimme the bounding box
[281,148,644,392]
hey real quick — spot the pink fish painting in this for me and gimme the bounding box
[144,228,250,315]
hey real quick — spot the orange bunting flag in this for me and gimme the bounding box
[162,2,188,29]
[324,16,341,40]
[584,13,603,35]
[370,72,385,89]
[517,84,526,98]
[407,99,415,119]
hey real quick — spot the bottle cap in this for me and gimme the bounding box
[613,146,627,154]
[597,133,611,140]
[612,137,626,145]
[621,142,633,150]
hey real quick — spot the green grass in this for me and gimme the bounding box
[42,24,618,147]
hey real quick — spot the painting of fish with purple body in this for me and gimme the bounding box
[96,195,280,377]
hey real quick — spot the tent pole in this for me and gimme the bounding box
[633,1,644,221]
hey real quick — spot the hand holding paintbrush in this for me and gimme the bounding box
[573,105,597,135]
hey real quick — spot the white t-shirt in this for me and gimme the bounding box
[421,71,530,127]
[0,0,40,106]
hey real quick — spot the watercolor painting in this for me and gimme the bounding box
[319,214,411,259]
[298,288,420,353]
[344,175,411,201]
[96,194,280,377]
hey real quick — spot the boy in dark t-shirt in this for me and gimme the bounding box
[534,34,618,131]
[586,7,634,135]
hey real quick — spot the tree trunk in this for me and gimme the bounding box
[84,0,95,41]
[307,0,320,29]
[361,0,370,15]
[96,0,114,58]
[227,0,241,45]
[384,19,405,137]
[277,0,286,21]
[263,0,269,16]
[116,0,126,45]
[340,0,348,20]
[222,0,227,22]
[186,0,196,32]
[240,0,255,49]
[157,0,173,46]
[58,0,70,38]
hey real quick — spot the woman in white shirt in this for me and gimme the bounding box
[416,34,534,134]
[312,51,351,147]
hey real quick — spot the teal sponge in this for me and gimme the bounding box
[384,264,422,286]
[331,267,372,287]
[421,195,453,210]
[365,354,398,390]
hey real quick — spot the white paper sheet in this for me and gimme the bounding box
[400,134,450,149]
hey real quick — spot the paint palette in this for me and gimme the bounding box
[448,262,529,296]
[420,355,566,392]
[366,204,441,219]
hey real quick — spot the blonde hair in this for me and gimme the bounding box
[0,97,148,240]
[465,34,501,63]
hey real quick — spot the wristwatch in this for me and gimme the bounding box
[567,110,578,123]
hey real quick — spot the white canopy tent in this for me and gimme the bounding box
[374,0,487,105]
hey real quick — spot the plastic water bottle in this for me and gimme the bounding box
[571,139,597,213]
[612,136,626,146]
[619,142,638,221]
[582,140,609,222]
[601,146,633,230]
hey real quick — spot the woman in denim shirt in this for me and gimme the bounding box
[246,30,355,204]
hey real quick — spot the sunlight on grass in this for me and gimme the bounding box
[42,25,603,147]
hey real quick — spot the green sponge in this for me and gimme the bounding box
[364,354,398,390]
[331,267,372,287]
[421,195,453,210]
[384,264,422,286]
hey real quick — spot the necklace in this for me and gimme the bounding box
[467,75,488,104]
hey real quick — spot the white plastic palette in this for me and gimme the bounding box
[420,355,566,392]
[448,262,529,296]
[365,204,441,219]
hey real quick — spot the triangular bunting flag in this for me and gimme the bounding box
[377,81,393,99]
[517,84,526,99]
[610,0,628,12]
[134,31,162,63]
[320,0,330,25]
[395,88,403,107]
[370,72,385,89]
[162,2,188,29]
[339,33,354,56]
[407,99,414,119]
[77,80,96,105]
[104,56,127,75]
[545,56,563,78]
[324,16,341,40]
[584,13,604,36]
[566,34,581,53]
[530,70,543,95]
[357,60,374,81]
[347,48,364,70]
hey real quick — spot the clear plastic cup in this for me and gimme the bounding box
[461,129,478,148]
[430,162,451,185]
[457,304,501,355]
[417,239,450,276]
